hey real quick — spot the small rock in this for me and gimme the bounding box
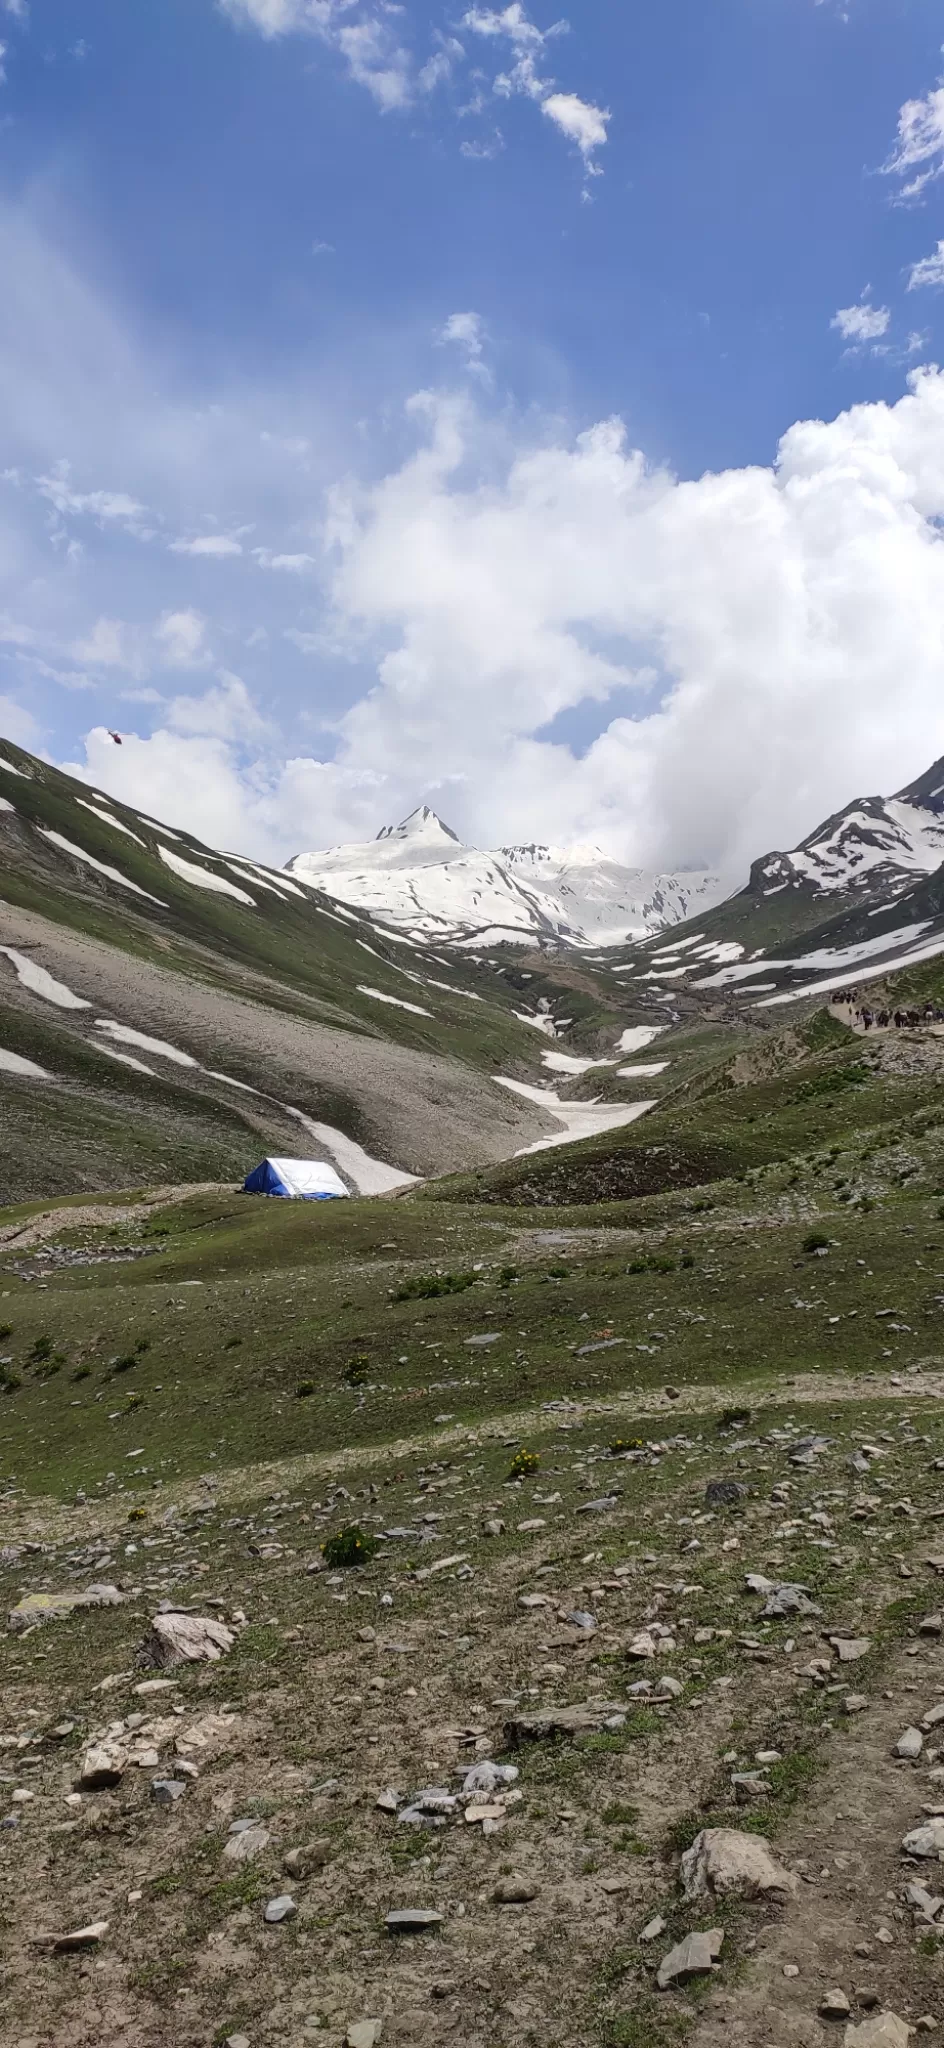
[894,1727,923,1760]
[375,1789,400,1813]
[151,1779,187,1805]
[705,1480,746,1507]
[640,1916,666,1941]
[385,1909,444,1934]
[656,1928,723,1989]
[918,1615,942,1636]
[820,1990,852,2019]
[283,1840,331,1879]
[482,1519,505,1538]
[492,1874,538,1904]
[844,1695,869,1715]
[222,1826,270,1864]
[263,1895,297,1925]
[346,2024,382,2048]
[225,2036,251,2048]
[831,1637,871,1663]
[783,1964,800,1978]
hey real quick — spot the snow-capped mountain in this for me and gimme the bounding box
[287,807,724,949]
[748,758,944,902]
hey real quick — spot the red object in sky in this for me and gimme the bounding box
[107,730,123,745]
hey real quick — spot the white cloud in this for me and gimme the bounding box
[908,239,944,290]
[0,41,6,83]
[72,617,132,669]
[169,533,243,557]
[462,4,607,174]
[883,74,944,200]
[541,91,609,166]
[219,0,415,111]
[155,608,208,668]
[63,367,944,889]
[437,311,489,379]
[37,466,154,535]
[3,0,29,18]
[830,300,890,344]
[166,673,271,743]
[252,548,316,570]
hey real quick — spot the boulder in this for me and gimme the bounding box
[9,1585,126,1632]
[843,2017,913,2048]
[680,1828,796,1902]
[505,1702,629,1745]
[138,1610,234,1668]
[902,1816,944,1858]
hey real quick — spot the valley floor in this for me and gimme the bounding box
[1,1136,944,2048]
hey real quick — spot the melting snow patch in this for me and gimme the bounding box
[616,1025,666,1054]
[157,846,256,905]
[357,985,432,1017]
[0,756,29,778]
[39,831,167,905]
[74,800,145,845]
[205,1070,261,1094]
[757,933,944,1006]
[425,979,484,1001]
[514,1009,558,1038]
[284,1107,418,1194]
[617,1061,669,1077]
[96,1047,157,1076]
[0,947,91,1011]
[138,817,182,839]
[93,1021,199,1067]
[0,1046,51,1078]
[0,796,14,813]
[541,1051,616,1075]
[494,1076,655,1155]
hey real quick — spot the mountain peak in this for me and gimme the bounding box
[377,805,461,846]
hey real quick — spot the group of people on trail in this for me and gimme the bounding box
[829,987,944,1031]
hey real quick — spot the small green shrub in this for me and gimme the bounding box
[112,1354,138,1374]
[609,1437,644,1455]
[801,1228,830,1254]
[322,1525,379,1569]
[35,1355,65,1381]
[70,1364,91,1383]
[344,1354,370,1386]
[545,1263,569,1278]
[0,1323,12,1341]
[296,1379,315,1399]
[497,1265,519,1287]
[395,1270,476,1301]
[717,1405,752,1432]
[0,1368,21,1394]
[134,1337,151,1354]
[223,1336,242,1350]
[508,1448,540,1480]
[29,1335,53,1363]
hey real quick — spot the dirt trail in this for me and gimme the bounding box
[3,1360,943,1546]
[692,1634,944,2046]
[0,1183,233,1251]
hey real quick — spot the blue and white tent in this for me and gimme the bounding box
[243,1157,349,1201]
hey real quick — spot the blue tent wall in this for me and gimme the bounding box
[243,1160,289,1197]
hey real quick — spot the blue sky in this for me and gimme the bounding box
[3,0,944,877]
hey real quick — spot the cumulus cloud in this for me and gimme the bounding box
[883,72,944,201]
[908,239,944,290]
[831,300,891,343]
[62,368,944,883]
[252,547,316,570]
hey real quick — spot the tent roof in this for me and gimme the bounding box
[245,1157,349,1199]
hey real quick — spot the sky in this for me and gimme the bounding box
[3,0,944,881]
